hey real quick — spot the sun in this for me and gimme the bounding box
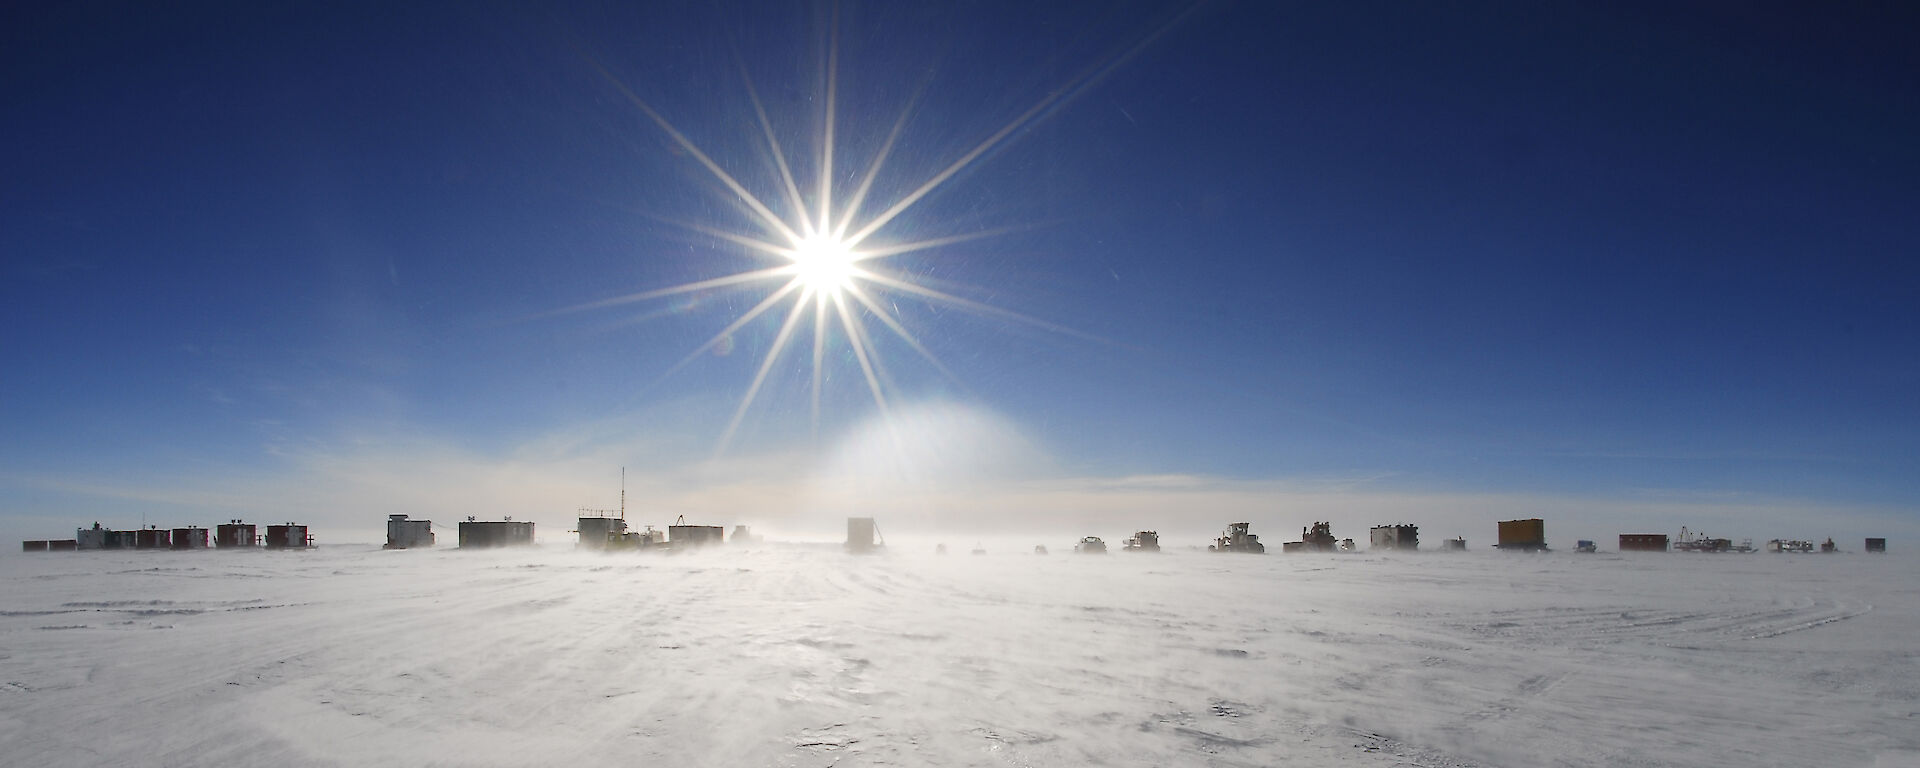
[788,234,858,295]
[561,7,1170,453]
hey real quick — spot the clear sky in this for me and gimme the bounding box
[4,1,1916,546]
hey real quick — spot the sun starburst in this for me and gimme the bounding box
[564,7,1191,453]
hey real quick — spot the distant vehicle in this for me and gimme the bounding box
[1123,531,1159,552]
[1211,522,1265,553]
[936,543,948,555]
[1767,539,1814,553]
[971,543,986,555]
[1674,527,1747,553]
[1075,536,1107,554]
[1575,540,1597,553]
[1034,544,1048,555]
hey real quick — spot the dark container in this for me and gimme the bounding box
[1619,534,1670,552]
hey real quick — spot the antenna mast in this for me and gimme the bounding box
[620,466,626,521]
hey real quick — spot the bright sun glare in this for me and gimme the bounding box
[565,7,1172,453]
[788,234,858,294]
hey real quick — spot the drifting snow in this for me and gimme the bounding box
[1,546,1915,767]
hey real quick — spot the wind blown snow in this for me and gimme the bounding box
[1,546,1915,767]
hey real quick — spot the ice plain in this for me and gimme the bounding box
[1,544,1916,768]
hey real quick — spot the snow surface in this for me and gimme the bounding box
[1,545,1916,767]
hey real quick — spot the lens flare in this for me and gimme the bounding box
[566,7,1190,453]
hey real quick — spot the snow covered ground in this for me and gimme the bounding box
[1,544,1915,767]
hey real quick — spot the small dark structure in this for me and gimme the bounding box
[1212,522,1266,553]
[385,515,434,549]
[1076,536,1107,554]
[172,527,209,549]
[1123,531,1160,552]
[1495,519,1547,552]
[668,516,725,548]
[459,518,534,548]
[1575,540,1597,553]
[216,521,257,548]
[846,517,882,553]
[1370,524,1419,551]
[1820,538,1838,553]
[22,540,49,552]
[1440,537,1467,551]
[1866,538,1887,553]
[264,524,311,549]
[1620,533,1669,552]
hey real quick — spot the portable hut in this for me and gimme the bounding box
[171,527,209,549]
[134,527,172,549]
[264,524,311,549]
[1441,537,1467,551]
[667,516,725,548]
[575,517,624,549]
[384,515,435,549]
[1370,524,1419,551]
[1495,519,1547,551]
[216,521,257,548]
[458,518,535,548]
[1619,533,1668,552]
[846,517,881,553]
[1866,538,1887,553]
[76,523,110,550]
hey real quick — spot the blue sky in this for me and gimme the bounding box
[4,2,1916,546]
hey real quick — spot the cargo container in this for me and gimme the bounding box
[575,517,623,549]
[133,528,172,549]
[385,515,434,549]
[171,527,209,549]
[264,524,311,549]
[667,523,725,547]
[846,517,880,553]
[76,524,110,550]
[458,519,534,548]
[1866,538,1887,553]
[216,521,256,548]
[1495,519,1547,551]
[48,540,78,552]
[22,540,49,552]
[1619,533,1668,552]
[1370,524,1419,551]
